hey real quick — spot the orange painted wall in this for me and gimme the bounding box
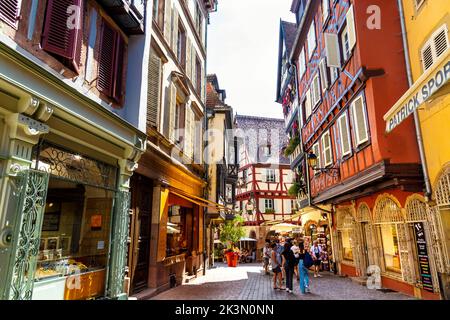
[340,262,358,277]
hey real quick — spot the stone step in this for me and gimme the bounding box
[350,276,368,286]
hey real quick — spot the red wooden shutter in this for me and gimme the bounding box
[0,0,21,28]
[42,0,82,62]
[112,33,127,105]
[97,20,116,97]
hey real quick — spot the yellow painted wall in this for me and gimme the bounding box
[402,0,450,185]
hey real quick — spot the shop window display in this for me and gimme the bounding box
[34,179,113,299]
[340,229,354,261]
[166,205,191,257]
[380,224,401,273]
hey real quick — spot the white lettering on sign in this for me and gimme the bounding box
[386,60,450,133]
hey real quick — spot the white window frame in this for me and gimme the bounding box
[265,199,274,210]
[299,48,306,79]
[341,25,350,62]
[322,0,330,22]
[304,88,312,120]
[311,73,321,107]
[421,24,449,72]
[338,112,352,157]
[312,142,321,174]
[307,20,317,59]
[351,94,369,146]
[321,130,333,167]
[266,169,276,183]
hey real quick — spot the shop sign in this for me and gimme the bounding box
[384,56,450,133]
[413,222,434,292]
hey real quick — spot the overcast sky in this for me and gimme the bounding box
[207,0,296,119]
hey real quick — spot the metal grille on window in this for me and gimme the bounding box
[373,196,403,223]
[435,166,450,208]
[356,203,370,223]
[32,141,117,190]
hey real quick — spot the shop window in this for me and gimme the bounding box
[166,205,193,257]
[41,0,84,73]
[35,180,114,300]
[380,224,402,273]
[340,229,354,261]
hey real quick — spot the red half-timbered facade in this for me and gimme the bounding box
[276,0,441,299]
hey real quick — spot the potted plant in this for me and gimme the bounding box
[219,215,245,267]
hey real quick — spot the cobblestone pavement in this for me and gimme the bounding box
[151,263,415,300]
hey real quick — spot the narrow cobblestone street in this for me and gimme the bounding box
[151,263,414,300]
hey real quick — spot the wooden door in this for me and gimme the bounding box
[129,175,153,293]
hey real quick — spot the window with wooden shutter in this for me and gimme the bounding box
[321,130,333,167]
[304,88,312,120]
[185,37,192,79]
[147,51,162,129]
[311,73,321,107]
[322,0,329,22]
[184,105,193,157]
[164,0,172,45]
[421,24,449,72]
[351,95,369,146]
[319,58,329,92]
[172,5,178,51]
[98,21,116,97]
[299,48,306,79]
[307,20,316,59]
[346,5,357,52]
[338,112,351,157]
[312,143,321,174]
[168,83,177,143]
[97,19,127,105]
[325,33,341,68]
[0,0,21,29]
[41,0,83,73]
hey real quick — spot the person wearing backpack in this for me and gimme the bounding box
[298,243,311,294]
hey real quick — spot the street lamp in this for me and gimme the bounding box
[307,152,340,178]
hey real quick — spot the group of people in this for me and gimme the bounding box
[262,237,325,294]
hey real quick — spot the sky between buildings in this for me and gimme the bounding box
[207,0,296,119]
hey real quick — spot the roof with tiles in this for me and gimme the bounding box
[235,115,290,165]
[281,20,297,57]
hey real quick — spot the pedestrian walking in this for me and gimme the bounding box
[276,238,285,281]
[270,243,283,290]
[263,242,271,275]
[298,243,312,294]
[281,242,296,293]
[310,240,322,278]
[291,240,300,281]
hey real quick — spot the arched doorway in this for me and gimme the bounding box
[336,207,364,276]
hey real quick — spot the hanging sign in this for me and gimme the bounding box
[413,222,434,292]
[384,54,450,133]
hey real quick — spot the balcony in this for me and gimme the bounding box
[96,0,144,34]
[289,144,303,168]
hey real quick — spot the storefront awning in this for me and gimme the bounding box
[169,187,240,216]
[384,52,450,133]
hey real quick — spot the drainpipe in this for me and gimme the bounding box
[397,0,432,199]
